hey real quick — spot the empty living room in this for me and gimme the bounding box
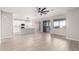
[0,7,79,51]
[1,0,79,59]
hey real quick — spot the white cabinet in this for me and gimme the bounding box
[21,28,35,34]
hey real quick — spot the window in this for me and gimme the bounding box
[53,18,66,29]
[54,21,60,28]
[60,20,66,28]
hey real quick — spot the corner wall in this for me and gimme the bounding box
[0,9,1,39]
[66,8,79,40]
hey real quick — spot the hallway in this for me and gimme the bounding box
[0,33,79,51]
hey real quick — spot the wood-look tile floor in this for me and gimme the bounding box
[0,33,79,51]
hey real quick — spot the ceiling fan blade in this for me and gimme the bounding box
[43,12,47,14]
[40,13,47,15]
[41,7,46,11]
[43,10,49,12]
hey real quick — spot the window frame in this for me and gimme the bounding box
[53,18,66,29]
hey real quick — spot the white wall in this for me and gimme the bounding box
[39,21,43,32]
[0,9,1,39]
[66,8,79,40]
[1,11,13,39]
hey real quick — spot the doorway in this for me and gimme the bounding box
[43,20,50,32]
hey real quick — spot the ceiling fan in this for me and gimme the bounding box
[36,7,50,15]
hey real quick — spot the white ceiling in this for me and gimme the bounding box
[1,7,75,20]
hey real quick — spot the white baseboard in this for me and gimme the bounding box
[66,36,79,41]
[1,35,13,39]
[51,33,65,37]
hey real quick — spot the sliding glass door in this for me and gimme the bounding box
[43,20,50,32]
